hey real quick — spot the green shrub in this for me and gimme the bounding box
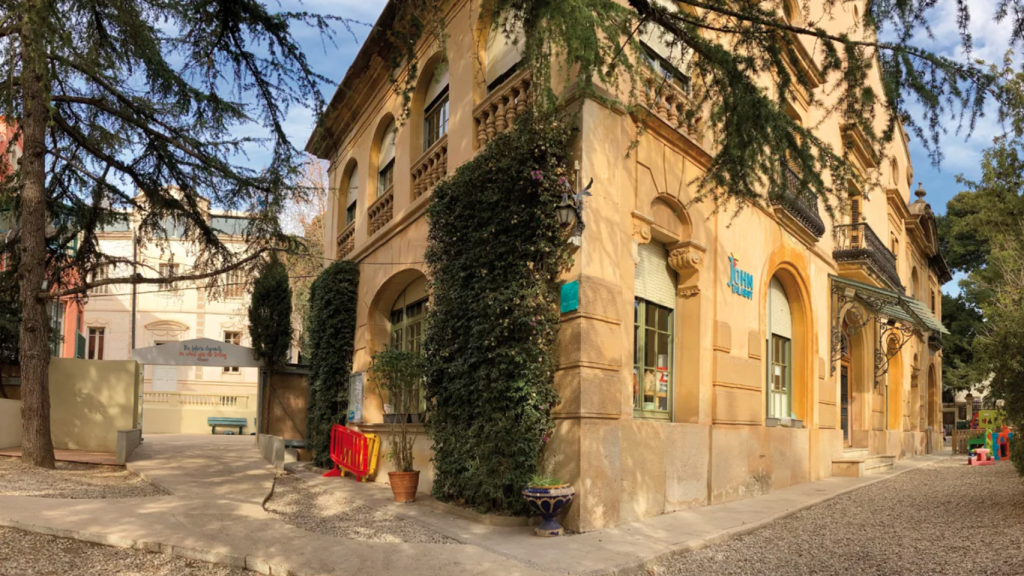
[306,260,360,468]
[424,110,575,514]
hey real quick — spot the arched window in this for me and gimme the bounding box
[344,163,359,227]
[633,241,677,420]
[767,276,794,420]
[423,66,449,150]
[640,1,692,91]
[485,15,524,90]
[377,119,397,198]
[390,276,428,414]
[391,276,428,355]
[911,267,919,300]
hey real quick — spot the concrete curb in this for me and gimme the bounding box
[0,513,304,576]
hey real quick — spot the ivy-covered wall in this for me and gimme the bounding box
[424,111,575,514]
[306,260,360,468]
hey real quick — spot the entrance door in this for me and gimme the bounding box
[841,362,851,445]
[151,342,178,392]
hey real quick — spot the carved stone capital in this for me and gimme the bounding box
[632,217,652,245]
[667,240,707,274]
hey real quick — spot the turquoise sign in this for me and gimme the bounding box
[560,280,579,313]
[728,254,753,299]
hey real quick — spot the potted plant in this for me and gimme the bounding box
[522,475,576,537]
[370,345,424,503]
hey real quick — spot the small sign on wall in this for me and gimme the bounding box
[728,254,753,299]
[560,280,580,313]
[347,372,364,423]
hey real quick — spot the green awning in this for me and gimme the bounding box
[830,275,949,335]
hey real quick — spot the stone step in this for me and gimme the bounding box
[831,454,896,478]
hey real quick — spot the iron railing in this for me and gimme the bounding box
[833,222,903,291]
[770,164,825,238]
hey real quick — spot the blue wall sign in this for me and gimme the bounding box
[728,254,753,299]
[560,280,580,313]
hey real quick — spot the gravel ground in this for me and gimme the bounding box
[0,527,253,576]
[265,474,458,544]
[657,456,1024,576]
[0,457,167,499]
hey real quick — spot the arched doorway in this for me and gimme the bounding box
[927,364,938,429]
[887,350,903,431]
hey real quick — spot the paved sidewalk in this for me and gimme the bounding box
[0,434,951,576]
[292,450,952,575]
[0,435,548,576]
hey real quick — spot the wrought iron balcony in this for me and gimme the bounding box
[770,163,825,239]
[833,222,903,291]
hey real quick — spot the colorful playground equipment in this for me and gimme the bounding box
[323,424,380,482]
[966,408,1013,466]
[968,447,995,466]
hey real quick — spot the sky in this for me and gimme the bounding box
[264,0,1011,293]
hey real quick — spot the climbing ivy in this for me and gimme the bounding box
[306,260,360,468]
[424,110,574,514]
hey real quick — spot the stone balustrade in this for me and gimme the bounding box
[143,392,249,409]
[337,222,355,259]
[367,186,394,236]
[412,135,448,199]
[639,70,703,141]
[474,69,532,149]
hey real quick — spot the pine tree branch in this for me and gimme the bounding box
[45,246,286,299]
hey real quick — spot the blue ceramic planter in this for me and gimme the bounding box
[522,484,576,536]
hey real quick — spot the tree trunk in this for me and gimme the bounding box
[0,369,8,399]
[17,4,55,468]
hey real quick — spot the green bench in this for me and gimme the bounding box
[208,417,248,435]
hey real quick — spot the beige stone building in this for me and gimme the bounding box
[82,198,259,434]
[307,0,951,532]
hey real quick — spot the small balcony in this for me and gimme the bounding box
[833,222,903,291]
[367,186,394,236]
[770,162,825,239]
[638,69,703,141]
[474,69,532,149]
[412,134,448,199]
[336,221,355,259]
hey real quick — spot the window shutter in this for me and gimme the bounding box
[424,67,450,107]
[635,242,677,309]
[485,21,524,85]
[851,197,861,223]
[768,277,793,339]
[346,165,359,207]
[379,122,397,169]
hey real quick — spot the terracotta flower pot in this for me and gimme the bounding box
[522,484,575,536]
[388,470,420,503]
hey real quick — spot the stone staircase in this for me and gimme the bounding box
[831,447,896,477]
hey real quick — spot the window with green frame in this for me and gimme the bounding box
[633,298,673,420]
[390,285,427,413]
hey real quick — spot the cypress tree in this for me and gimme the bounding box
[248,254,293,371]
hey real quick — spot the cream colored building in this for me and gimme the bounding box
[308,0,952,532]
[82,199,259,433]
